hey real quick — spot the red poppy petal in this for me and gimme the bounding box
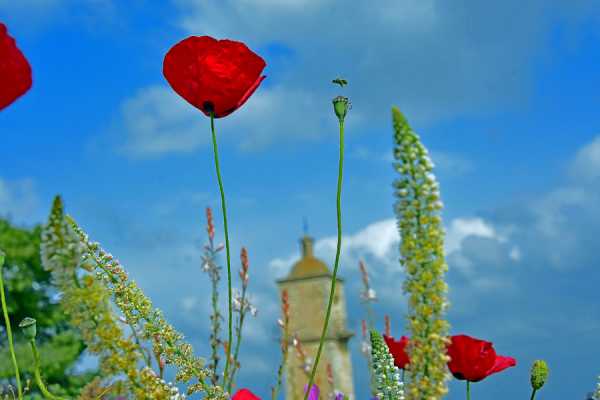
[163,35,266,119]
[487,355,517,376]
[447,335,497,382]
[383,334,411,369]
[232,388,261,400]
[0,22,32,111]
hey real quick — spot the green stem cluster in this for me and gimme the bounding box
[29,340,65,400]
[0,250,23,400]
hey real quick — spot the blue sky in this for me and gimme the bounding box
[2,1,600,399]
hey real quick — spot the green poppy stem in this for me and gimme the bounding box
[209,111,233,390]
[29,339,66,400]
[303,118,345,400]
[530,388,537,400]
[466,381,471,400]
[0,251,23,400]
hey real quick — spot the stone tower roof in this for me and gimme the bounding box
[288,236,330,279]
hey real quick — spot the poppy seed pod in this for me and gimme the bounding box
[332,96,350,122]
[530,359,549,390]
[18,317,37,341]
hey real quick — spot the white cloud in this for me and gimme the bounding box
[171,0,554,126]
[445,217,506,254]
[107,0,586,158]
[0,177,40,224]
[269,215,514,282]
[569,134,600,182]
[115,85,206,160]
[113,81,367,158]
[508,245,521,261]
[429,150,473,176]
[531,186,587,238]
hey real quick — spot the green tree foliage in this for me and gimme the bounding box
[0,217,96,398]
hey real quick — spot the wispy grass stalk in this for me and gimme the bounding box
[358,260,378,396]
[272,289,290,400]
[201,207,224,386]
[226,247,256,393]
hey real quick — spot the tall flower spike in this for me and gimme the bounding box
[370,330,405,400]
[392,106,452,399]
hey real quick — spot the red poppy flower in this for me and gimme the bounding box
[383,334,410,369]
[163,36,266,119]
[446,334,516,382]
[232,388,261,400]
[0,22,32,111]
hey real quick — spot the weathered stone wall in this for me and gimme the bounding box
[278,277,355,400]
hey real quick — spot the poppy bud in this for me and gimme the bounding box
[18,317,37,341]
[332,96,350,122]
[530,359,549,390]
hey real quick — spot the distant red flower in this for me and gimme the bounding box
[0,22,32,111]
[383,334,410,369]
[163,35,266,118]
[446,334,516,382]
[232,388,260,400]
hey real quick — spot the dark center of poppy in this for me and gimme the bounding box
[203,101,215,113]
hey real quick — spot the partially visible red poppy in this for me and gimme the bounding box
[0,22,32,111]
[232,388,261,400]
[446,334,516,382]
[383,334,410,369]
[163,35,266,119]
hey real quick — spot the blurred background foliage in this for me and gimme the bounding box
[0,217,96,398]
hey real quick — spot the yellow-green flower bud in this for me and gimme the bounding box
[530,359,549,390]
[332,96,350,122]
[19,317,37,341]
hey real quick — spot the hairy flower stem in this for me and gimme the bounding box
[272,340,288,400]
[0,251,23,400]
[466,381,470,400]
[303,117,344,400]
[226,284,248,392]
[29,340,66,400]
[209,264,221,385]
[529,388,536,400]
[209,111,233,390]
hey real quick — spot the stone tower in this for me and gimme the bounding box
[276,235,355,400]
